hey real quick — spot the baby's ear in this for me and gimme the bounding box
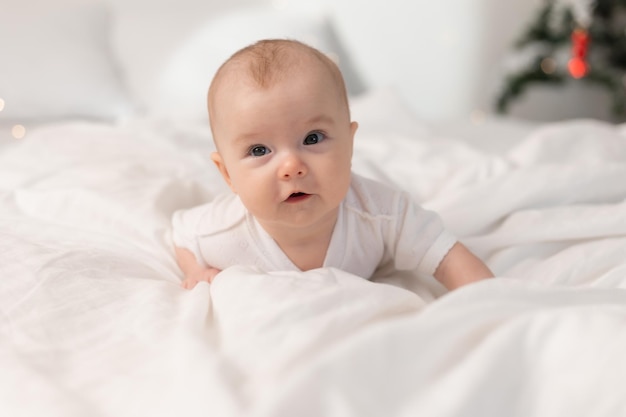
[350,121,358,142]
[210,152,235,193]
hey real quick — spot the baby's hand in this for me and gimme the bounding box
[181,267,221,290]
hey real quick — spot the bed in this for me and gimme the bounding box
[2,1,626,416]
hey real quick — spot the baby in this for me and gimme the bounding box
[172,39,493,291]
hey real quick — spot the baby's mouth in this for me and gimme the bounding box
[285,192,310,202]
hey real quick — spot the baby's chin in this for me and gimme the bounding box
[258,204,341,230]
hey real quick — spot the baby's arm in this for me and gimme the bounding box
[175,246,221,289]
[434,242,494,290]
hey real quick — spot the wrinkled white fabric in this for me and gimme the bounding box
[2,108,626,417]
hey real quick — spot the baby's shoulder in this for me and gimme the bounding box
[172,193,246,236]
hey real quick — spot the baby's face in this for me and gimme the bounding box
[210,62,357,234]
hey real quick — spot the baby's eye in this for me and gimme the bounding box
[303,132,325,145]
[248,145,271,157]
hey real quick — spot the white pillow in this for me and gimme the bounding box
[108,0,261,118]
[0,0,131,122]
[147,7,365,121]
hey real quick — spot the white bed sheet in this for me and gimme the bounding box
[1,90,626,417]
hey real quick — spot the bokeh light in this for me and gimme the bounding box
[540,57,557,74]
[470,109,486,125]
[568,57,588,79]
[12,124,26,139]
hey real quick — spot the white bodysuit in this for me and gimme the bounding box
[171,173,457,279]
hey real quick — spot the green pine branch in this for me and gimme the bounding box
[496,0,626,119]
[496,60,565,113]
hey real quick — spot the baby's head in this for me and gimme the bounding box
[207,39,358,232]
[208,39,351,133]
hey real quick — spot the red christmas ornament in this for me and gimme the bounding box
[568,28,590,78]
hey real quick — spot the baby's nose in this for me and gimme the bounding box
[278,152,307,179]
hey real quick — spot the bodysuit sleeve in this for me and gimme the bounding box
[390,192,457,276]
[171,204,210,267]
[171,193,247,269]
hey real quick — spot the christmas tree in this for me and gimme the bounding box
[496,0,626,121]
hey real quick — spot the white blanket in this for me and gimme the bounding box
[2,99,626,416]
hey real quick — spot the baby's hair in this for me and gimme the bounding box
[208,39,350,125]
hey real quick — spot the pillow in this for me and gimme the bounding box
[144,7,365,121]
[0,0,131,122]
[108,0,261,117]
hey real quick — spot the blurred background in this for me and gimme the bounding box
[2,0,625,134]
